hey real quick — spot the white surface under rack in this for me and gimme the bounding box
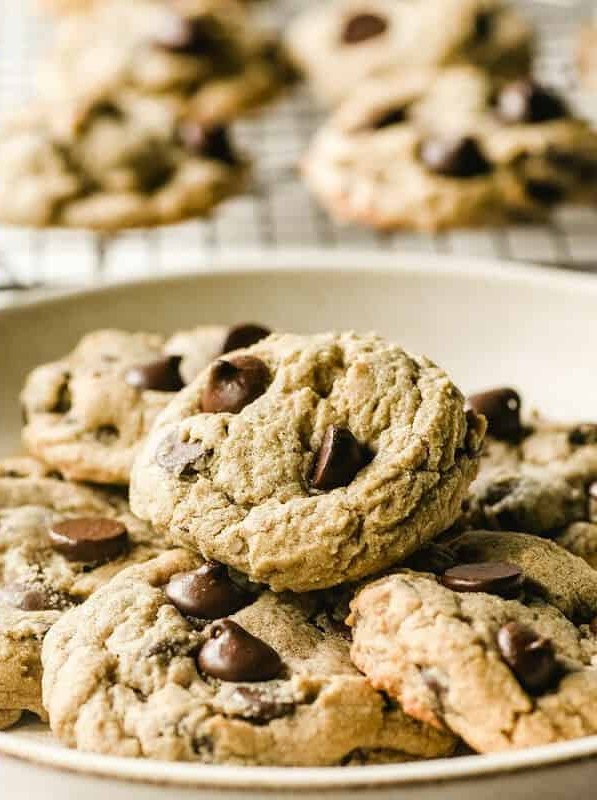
[0,0,596,291]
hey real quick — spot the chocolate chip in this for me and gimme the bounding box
[231,686,295,723]
[51,374,71,413]
[125,355,184,392]
[569,423,597,446]
[525,180,564,206]
[156,431,207,477]
[310,425,371,491]
[496,81,568,125]
[441,562,524,598]
[371,107,407,130]
[222,323,271,354]
[178,123,238,166]
[197,619,283,682]
[497,622,560,694]
[467,388,522,441]
[0,582,55,611]
[474,10,494,40]
[342,13,388,44]
[202,356,269,414]
[420,137,492,178]
[48,517,129,563]
[165,562,253,619]
[153,14,219,55]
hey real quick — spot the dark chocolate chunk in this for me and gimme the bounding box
[48,517,129,563]
[222,323,271,354]
[467,387,522,441]
[310,425,371,491]
[441,562,524,598]
[125,355,184,392]
[497,621,560,694]
[420,136,492,178]
[496,80,568,125]
[165,562,253,619]
[202,356,269,414]
[197,619,283,682]
[342,13,388,44]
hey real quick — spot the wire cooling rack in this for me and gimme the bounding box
[0,0,596,291]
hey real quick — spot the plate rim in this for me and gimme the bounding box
[2,249,597,790]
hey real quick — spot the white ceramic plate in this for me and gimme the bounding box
[2,252,597,800]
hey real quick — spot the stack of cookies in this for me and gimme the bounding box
[5,323,597,765]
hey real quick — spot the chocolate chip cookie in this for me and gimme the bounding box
[463,387,597,559]
[42,549,457,764]
[349,532,597,752]
[286,0,533,106]
[130,332,485,592]
[0,457,163,728]
[0,95,247,230]
[40,0,289,127]
[22,324,270,484]
[302,67,597,231]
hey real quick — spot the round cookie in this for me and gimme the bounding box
[39,0,288,126]
[286,0,532,106]
[42,549,457,764]
[348,536,597,753]
[130,332,485,592]
[0,457,164,728]
[0,98,247,230]
[21,324,270,484]
[302,67,597,232]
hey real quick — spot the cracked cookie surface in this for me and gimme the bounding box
[131,332,484,591]
[286,0,532,106]
[0,457,163,728]
[21,326,237,484]
[303,66,597,232]
[349,537,597,753]
[42,549,457,764]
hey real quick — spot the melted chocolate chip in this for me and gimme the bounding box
[467,388,522,441]
[48,517,129,563]
[165,562,253,619]
[441,562,524,598]
[222,323,271,354]
[569,423,597,446]
[156,431,207,477]
[178,123,238,166]
[525,180,564,206]
[371,107,408,130]
[474,10,494,40]
[496,81,568,125]
[51,374,72,413]
[232,686,295,722]
[197,619,283,682]
[202,356,269,414]
[125,355,184,392]
[342,13,388,44]
[310,425,371,491]
[420,137,492,178]
[497,622,560,694]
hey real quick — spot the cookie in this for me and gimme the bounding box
[302,67,597,232]
[578,26,597,91]
[21,324,270,484]
[40,0,289,127]
[0,94,247,230]
[41,549,457,764]
[463,388,597,546]
[0,458,163,728]
[349,533,597,752]
[286,0,533,106]
[130,332,485,592]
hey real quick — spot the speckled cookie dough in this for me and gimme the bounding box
[22,324,270,484]
[42,549,457,764]
[302,67,597,232]
[0,458,163,728]
[286,0,532,105]
[349,536,597,752]
[131,331,485,592]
